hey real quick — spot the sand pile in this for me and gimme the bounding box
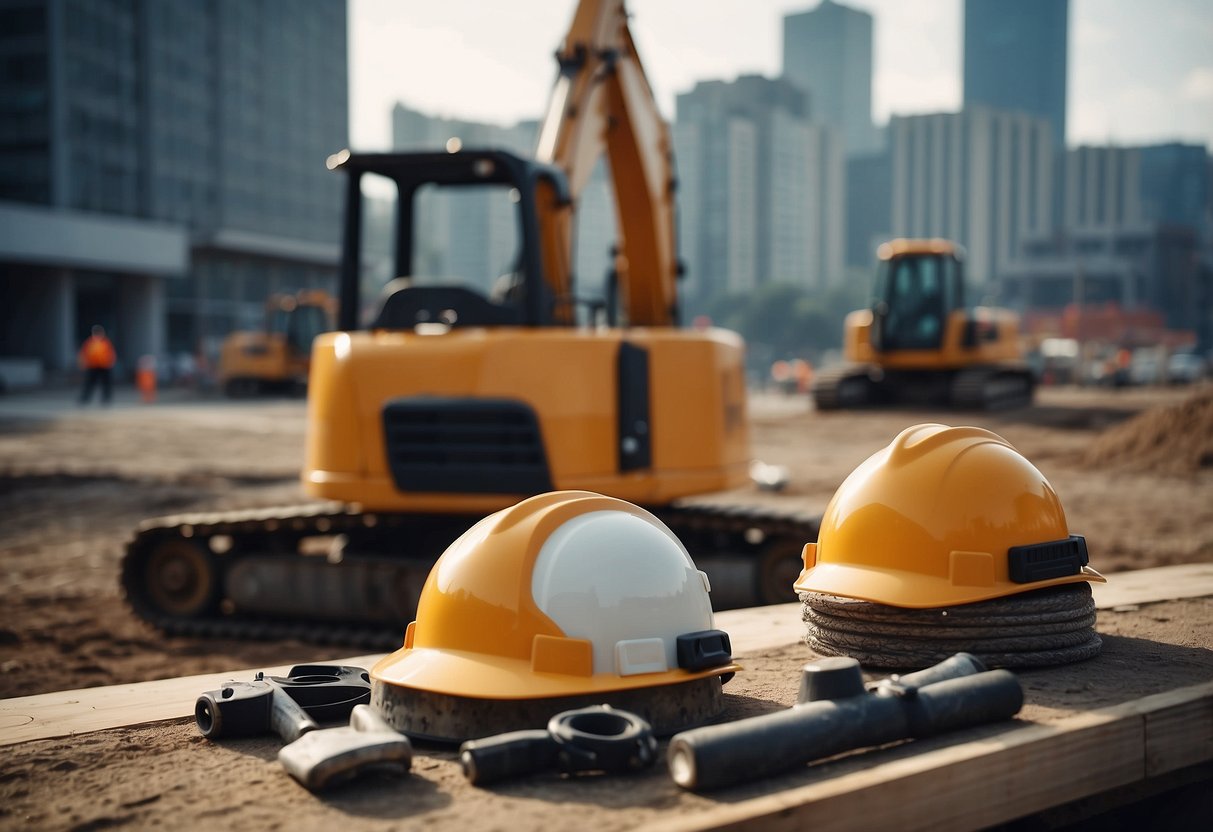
[1083,385,1213,475]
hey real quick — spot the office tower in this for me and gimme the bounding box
[675,75,844,297]
[890,108,1055,286]
[964,0,1068,151]
[1061,146,1143,229]
[0,0,348,373]
[845,150,892,268]
[782,0,878,157]
[1138,143,1211,233]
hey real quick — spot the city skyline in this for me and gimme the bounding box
[349,0,1213,152]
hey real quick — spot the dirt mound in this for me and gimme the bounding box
[1083,385,1213,475]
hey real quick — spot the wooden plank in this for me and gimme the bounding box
[715,602,801,655]
[3,562,1211,748]
[1143,686,1213,776]
[0,608,797,747]
[1091,563,1213,609]
[643,681,1213,832]
[0,653,381,748]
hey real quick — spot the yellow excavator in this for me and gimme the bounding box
[217,290,335,397]
[121,0,817,646]
[812,239,1034,410]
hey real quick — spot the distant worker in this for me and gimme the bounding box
[78,325,117,405]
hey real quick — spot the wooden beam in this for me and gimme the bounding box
[0,654,381,748]
[2,562,1211,748]
[1090,563,1213,609]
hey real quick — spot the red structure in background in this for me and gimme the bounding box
[1024,302,1196,350]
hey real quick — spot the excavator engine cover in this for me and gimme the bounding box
[371,491,740,741]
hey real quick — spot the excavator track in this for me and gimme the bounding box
[121,501,820,650]
[813,363,1034,411]
[810,366,880,410]
[949,366,1035,410]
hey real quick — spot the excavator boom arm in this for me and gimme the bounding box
[536,0,680,327]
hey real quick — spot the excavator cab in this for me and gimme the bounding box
[813,239,1034,410]
[870,246,963,353]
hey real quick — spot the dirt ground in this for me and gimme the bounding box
[1,383,1212,830]
[1,383,1211,700]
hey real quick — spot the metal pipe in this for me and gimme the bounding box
[668,655,1023,791]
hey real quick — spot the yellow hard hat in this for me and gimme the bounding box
[794,424,1105,608]
[372,491,739,700]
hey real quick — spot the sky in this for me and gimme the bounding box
[348,0,1213,152]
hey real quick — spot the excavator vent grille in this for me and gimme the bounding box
[382,398,553,494]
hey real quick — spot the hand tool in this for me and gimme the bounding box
[667,653,1023,791]
[459,705,658,786]
[195,664,371,742]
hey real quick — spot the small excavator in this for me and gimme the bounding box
[120,0,818,647]
[217,290,335,397]
[812,239,1034,410]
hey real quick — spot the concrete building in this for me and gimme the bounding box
[889,107,1055,288]
[675,75,844,298]
[1061,146,1143,230]
[1138,142,1211,234]
[782,0,879,157]
[845,150,892,268]
[1000,225,1207,335]
[0,0,348,376]
[963,0,1069,151]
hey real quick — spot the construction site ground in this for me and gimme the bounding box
[1,383,1211,829]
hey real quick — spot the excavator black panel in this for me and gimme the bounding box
[382,397,553,494]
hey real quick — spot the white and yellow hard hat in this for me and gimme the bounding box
[372,491,739,700]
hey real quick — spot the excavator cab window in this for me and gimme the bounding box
[874,253,962,352]
[287,302,331,352]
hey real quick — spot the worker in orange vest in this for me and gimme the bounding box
[78,324,117,405]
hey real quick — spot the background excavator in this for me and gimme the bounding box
[811,239,1035,410]
[121,0,818,647]
[216,290,335,397]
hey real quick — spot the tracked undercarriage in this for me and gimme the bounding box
[811,364,1035,411]
[121,502,819,650]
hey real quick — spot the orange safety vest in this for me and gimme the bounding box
[79,336,116,370]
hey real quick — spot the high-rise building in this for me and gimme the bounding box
[845,150,892,268]
[1138,143,1211,234]
[782,0,878,157]
[675,75,844,297]
[890,107,1055,287]
[0,0,348,374]
[1001,224,1205,334]
[1061,146,1143,229]
[963,0,1069,151]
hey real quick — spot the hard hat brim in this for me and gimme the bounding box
[371,646,741,700]
[794,562,1106,609]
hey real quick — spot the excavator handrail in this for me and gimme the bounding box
[331,148,572,330]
